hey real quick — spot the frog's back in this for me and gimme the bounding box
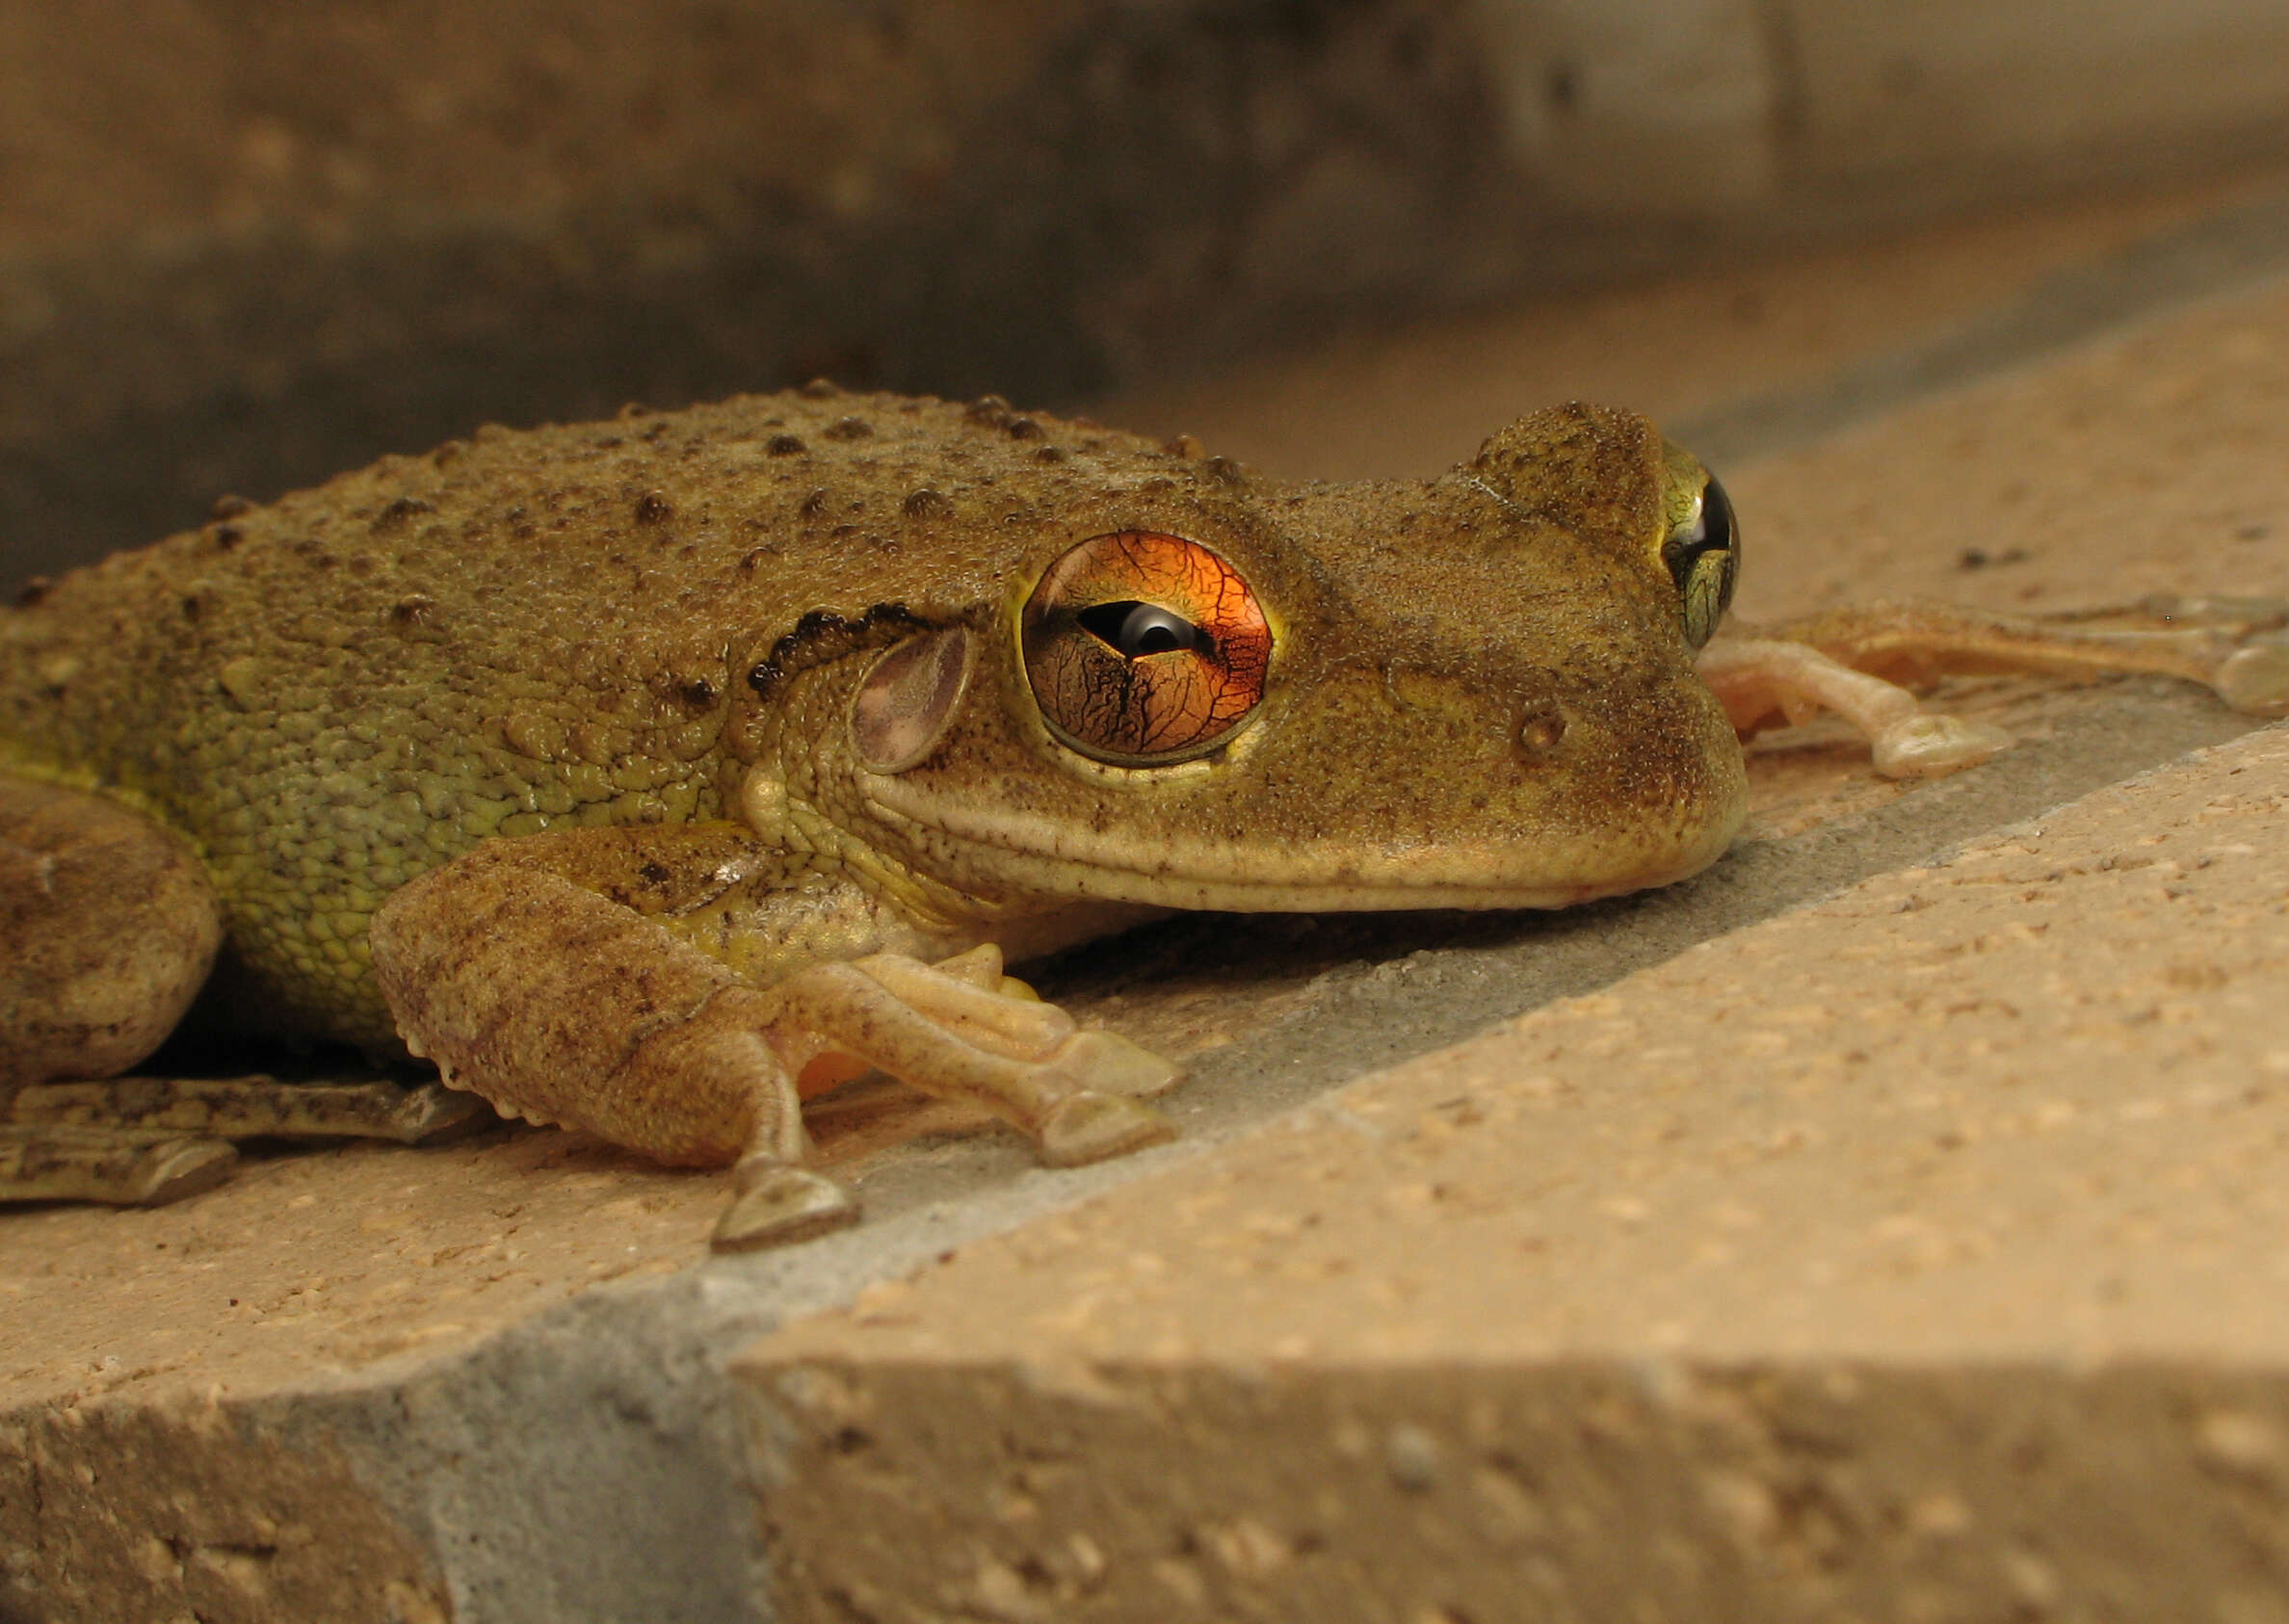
[0,387,1191,1043]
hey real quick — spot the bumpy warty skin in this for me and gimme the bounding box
[0,391,1194,1044]
[0,387,1745,1055]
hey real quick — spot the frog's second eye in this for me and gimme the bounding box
[1663,474,1739,650]
[1022,532,1272,764]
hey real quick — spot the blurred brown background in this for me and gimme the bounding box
[5,0,2288,593]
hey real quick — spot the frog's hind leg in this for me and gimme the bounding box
[1701,596,2289,778]
[0,1071,487,1207]
[8,1073,490,1144]
[0,774,231,1204]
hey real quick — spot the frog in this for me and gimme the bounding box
[6,386,2285,1248]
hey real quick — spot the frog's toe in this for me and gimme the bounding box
[2217,637,2289,717]
[386,1082,499,1143]
[926,943,1045,1003]
[0,1126,238,1207]
[1038,1089,1177,1167]
[926,943,1006,989]
[1039,1028,1184,1100]
[852,951,1074,1060]
[128,1136,242,1205]
[1872,714,2013,779]
[711,1158,860,1251]
[2136,591,2289,630]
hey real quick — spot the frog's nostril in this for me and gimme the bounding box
[1516,699,1568,756]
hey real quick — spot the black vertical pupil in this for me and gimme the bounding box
[1078,600,1202,657]
[1697,476,1735,557]
[1662,476,1738,583]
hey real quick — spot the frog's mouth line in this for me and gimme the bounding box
[857,778,1738,914]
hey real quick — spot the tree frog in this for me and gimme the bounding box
[4,388,2282,1246]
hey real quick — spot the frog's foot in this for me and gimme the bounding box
[712,1155,860,1251]
[2101,593,2289,715]
[371,835,1186,1254]
[881,948,1181,1098]
[0,1075,494,1208]
[776,954,1182,1164]
[0,1125,238,1206]
[1704,594,2289,778]
[1697,638,2013,778]
[501,954,1176,1252]
[6,1074,492,1143]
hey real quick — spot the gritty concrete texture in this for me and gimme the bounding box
[6,1399,448,1624]
[10,190,2289,1619]
[739,718,2289,1624]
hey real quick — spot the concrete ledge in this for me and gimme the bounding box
[749,1361,2289,1623]
[739,720,2289,1620]
[2,1396,445,1624]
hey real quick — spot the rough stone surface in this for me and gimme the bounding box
[740,720,2289,1622]
[2,1398,448,1624]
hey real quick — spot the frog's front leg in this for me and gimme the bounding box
[367,826,1179,1250]
[1702,596,2289,777]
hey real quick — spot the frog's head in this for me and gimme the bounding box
[801,402,1747,914]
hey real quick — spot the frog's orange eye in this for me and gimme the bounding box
[1021,532,1272,764]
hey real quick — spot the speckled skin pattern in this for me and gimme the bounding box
[0,386,1744,1060]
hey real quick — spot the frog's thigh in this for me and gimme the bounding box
[0,775,223,1088]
